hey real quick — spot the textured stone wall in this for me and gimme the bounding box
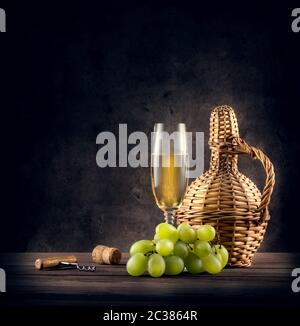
[1,3,299,252]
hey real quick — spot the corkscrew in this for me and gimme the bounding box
[59,261,96,272]
[34,256,96,272]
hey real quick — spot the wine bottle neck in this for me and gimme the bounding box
[209,151,238,171]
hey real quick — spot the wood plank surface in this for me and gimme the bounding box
[0,252,299,307]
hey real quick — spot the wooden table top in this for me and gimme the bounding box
[0,252,300,307]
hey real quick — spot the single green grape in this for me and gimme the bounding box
[202,253,222,274]
[153,234,160,243]
[156,239,174,256]
[148,253,166,277]
[194,240,212,258]
[196,224,216,242]
[126,253,148,276]
[155,223,179,243]
[177,223,197,243]
[173,241,189,259]
[129,240,155,256]
[184,252,205,274]
[164,255,184,275]
[212,245,229,268]
[214,251,223,264]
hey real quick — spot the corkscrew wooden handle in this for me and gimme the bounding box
[35,255,77,270]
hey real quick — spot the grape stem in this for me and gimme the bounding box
[145,251,155,257]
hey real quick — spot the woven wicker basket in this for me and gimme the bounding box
[177,105,275,267]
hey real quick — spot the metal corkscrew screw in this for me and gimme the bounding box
[59,261,96,272]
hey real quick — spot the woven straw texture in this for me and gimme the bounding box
[177,105,275,267]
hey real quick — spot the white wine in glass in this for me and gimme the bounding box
[151,123,188,225]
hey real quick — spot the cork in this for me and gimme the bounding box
[92,245,122,265]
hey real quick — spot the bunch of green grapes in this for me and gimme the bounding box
[127,223,229,277]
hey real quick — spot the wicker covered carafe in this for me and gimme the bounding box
[177,105,275,267]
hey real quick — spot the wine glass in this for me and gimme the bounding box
[151,123,189,226]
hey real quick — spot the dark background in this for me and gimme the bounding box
[1,1,300,253]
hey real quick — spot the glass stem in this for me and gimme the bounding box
[164,211,177,226]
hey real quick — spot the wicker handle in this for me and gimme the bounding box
[218,136,275,223]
